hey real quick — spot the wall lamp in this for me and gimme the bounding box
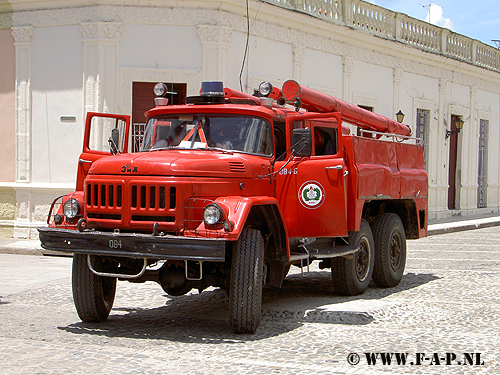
[445,117,464,140]
[395,110,405,123]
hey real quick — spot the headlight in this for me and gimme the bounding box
[154,82,167,97]
[63,198,80,220]
[258,81,273,97]
[203,204,223,225]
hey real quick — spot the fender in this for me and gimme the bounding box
[213,196,281,235]
[213,196,290,256]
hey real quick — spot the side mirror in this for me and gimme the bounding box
[291,128,312,157]
[109,128,120,155]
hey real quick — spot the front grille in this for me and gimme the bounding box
[130,183,176,224]
[86,182,123,221]
[85,179,180,230]
[88,213,122,220]
[87,182,123,209]
[130,185,176,210]
[131,215,175,222]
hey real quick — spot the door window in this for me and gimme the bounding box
[313,126,337,156]
[88,116,128,153]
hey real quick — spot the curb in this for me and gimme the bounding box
[0,240,44,256]
[427,217,500,236]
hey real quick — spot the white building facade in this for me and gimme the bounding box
[0,0,499,238]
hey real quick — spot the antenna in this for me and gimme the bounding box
[417,2,431,10]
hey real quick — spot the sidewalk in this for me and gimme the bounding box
[1,213,500,256]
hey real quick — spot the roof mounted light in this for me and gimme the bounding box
[154,82,168,97]
[258,81,273,97]
[200,81,224,97]
[186,81,225,104]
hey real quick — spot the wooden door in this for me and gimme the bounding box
[131,82,187,151]
[448,115,459,210]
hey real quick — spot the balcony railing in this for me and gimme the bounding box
[260,0,500,73]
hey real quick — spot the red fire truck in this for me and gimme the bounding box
[39,80,427,334]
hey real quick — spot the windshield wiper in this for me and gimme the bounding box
[206,147,234,154]
[147,146,174,152]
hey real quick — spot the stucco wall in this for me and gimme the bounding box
[30,25,84,185]
[0,28,16,182]
[0,28,16,237]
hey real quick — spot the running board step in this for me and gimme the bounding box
[290,245,359,261]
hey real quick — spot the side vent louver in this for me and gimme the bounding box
[229,161,246,173]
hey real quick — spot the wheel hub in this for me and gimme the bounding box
[355,238,370,281]
[390,231,402,271]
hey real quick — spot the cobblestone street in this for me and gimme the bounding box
[0,227,499,374]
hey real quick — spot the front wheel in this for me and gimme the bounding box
[229,228,265,334]
[331,219,375,296]
[72,254,116,322]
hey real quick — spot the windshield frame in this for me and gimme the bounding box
[140,113,274,157]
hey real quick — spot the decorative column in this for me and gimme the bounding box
[462,87,477,210]
[342,56,353,101]
[12,26,33,184]
[81,22,123,114]
[197,26,232,84]
[292,44,304,82]
[436,78,448,215]
[12,26,33,238]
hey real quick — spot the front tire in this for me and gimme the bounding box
[371,213,406,287]
[331,219,375,296]
[72,254,116,322]
[229,228,265,334]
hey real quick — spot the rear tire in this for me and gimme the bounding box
[229,228,265,334]
[331,219,375,296]
[371,213,406,287]
[72,254,116,322]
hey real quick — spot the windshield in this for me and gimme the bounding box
[140,115,273,156]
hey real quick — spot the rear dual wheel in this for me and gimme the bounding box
[331,219,375,296]
[371,213,406,287]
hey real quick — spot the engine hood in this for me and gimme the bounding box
[88,150,269,178]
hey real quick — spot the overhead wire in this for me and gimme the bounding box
[239,0,250,91]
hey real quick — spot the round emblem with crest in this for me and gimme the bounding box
[299,181,325,209]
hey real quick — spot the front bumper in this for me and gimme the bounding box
[38,227,227,262]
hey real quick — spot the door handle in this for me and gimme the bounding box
[79,159,92,164]
[325,165,342,170]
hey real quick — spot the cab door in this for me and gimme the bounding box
[76,112,130,191]
[276,113,348,238]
